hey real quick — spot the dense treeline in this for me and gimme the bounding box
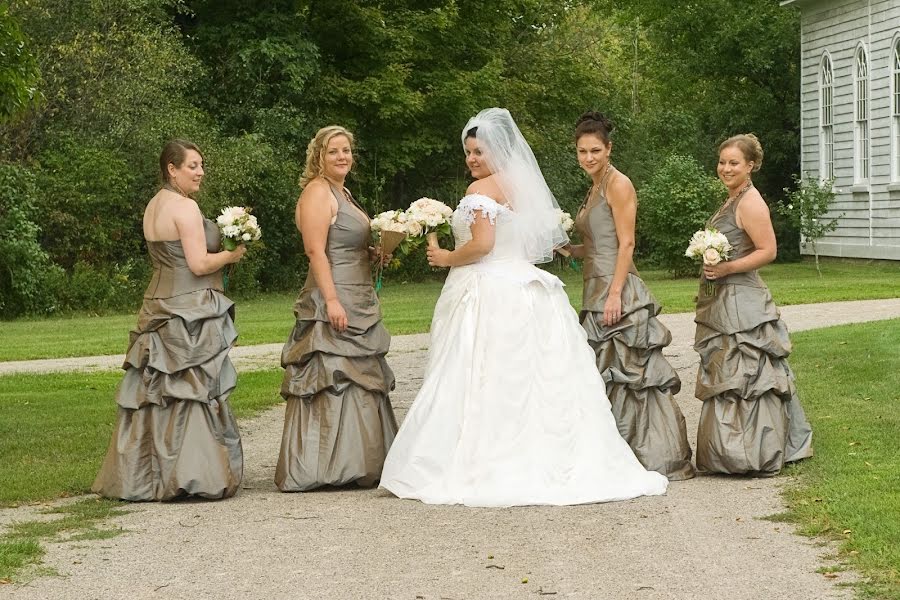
[0,0,801,317]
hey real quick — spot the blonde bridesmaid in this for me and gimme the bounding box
[694,133,813,475]
[276,126,398,491]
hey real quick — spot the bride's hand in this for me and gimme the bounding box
[427,247,453,268]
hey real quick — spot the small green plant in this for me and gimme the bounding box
[775,175,842,276]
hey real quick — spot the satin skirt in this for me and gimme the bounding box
[92,290,244,501]
[581,274,695,480]
[380,260,668,507]
[276,283,397,492]
[694,282,813,475]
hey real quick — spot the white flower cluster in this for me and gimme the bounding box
[685,228,733,265]
[216,206,262,246]
[557,208,574,233]
[370,198,453,238]
[370,210,411,234]
[406,197,453,234]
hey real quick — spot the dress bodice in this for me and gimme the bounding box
[451,194,523,262]
[144,218,223,298]
[706,195,764,288]
[304,184,373,288]
[574,171,638,279]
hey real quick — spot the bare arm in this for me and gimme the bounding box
[297,182,347,332]
[427,211,496,267]
[602,174,637,325]
[174,201,245,276]
[703,191,777,280]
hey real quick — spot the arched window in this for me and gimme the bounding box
[891,36,900,181]
[820,53,834,180]
[854,45,869,183]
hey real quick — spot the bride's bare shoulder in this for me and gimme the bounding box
[465,176,505,204]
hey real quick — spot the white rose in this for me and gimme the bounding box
[241,232,251,241]
[406,220,423,236]
[703,248,722,265]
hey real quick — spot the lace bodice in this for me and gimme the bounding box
[451,194,525,262]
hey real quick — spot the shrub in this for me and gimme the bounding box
[774,175,842,275]
[637,154,725,277]
[0,164,64,317]
[199,134,301,292]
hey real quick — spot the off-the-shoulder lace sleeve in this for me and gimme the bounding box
[457,194,506,225]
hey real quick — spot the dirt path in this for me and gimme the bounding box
[2,298,898,599]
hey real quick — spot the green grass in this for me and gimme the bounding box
[0,369,284,507]
[0,259,897,361]
[775,318,900,599]
[0,498,128,581]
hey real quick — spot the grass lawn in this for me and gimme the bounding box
[778,318,900,599]
[0,369,284,507]
[1,259,898,362]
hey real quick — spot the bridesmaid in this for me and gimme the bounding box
[564,112,694,480]
[93,140,246,501]
[694,133,813,475]
[276,125,398,492]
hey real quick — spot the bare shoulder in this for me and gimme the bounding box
[738,188,770,216]
[299,178,331,203]
[298,179,337,214]
[736,188,772,229]
[607,169,636,201]
[466,176,505,204]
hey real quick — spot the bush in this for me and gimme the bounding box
[637,154,725,277]
[59,259,148,314]
[199,134,302,292]
[35,136,142,268]
[0,164,65,317]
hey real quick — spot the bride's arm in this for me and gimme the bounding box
[426,212,495,268]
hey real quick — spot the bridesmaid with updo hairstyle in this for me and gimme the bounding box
[694,133,813,475]
[563,111,694,480]
[276,125,398,492]
[93,139,247,501]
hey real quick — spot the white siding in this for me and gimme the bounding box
[796,0,900,259]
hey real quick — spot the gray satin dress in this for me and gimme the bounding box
[276,184,398,491]
[92,215,243,501]
[575,175,695,480]
[694,194,813,475]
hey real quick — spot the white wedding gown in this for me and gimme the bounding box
[380,195,668,507]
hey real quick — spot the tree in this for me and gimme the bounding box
[0,4,40,124]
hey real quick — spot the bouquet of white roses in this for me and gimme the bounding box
[405,197,453,248]
[216,206,262,251]
[555,209,575,257]
[370,209,411,256]
[557,208,574,233]
[685,227,733,295]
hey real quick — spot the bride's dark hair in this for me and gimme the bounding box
[465,126,478,139]
[575,111,614,145]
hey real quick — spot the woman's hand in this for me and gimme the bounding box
[227,245,247,264]
[427,246,453,268]
[368,246,392,266]
[702,261,732,281]
[603,293,623,327]
[325,298,348,333]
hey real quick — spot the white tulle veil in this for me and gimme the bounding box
[461,108,569,264]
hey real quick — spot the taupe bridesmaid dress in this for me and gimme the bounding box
[694,191,813,475]
[92,214,243,501]
[276,184,398,491]
[575,169,695,480]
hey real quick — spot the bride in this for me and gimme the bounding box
[379,108,668,507]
